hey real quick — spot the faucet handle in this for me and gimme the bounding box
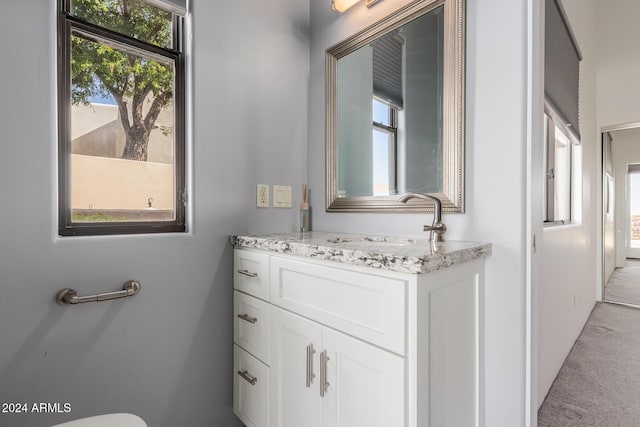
[423,222,447,242]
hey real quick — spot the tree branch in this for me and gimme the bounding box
[131,84,153,128]
[144,92,172,130]
[122,0,131,20]
[94,70,131,130]
[114,94,131,131]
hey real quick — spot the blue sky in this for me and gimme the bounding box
[88,89,116,105]
[87,75,117,105]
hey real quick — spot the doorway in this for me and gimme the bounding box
[627,168,640,259]
[602,124,640,306]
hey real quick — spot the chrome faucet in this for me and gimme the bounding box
[398,192,447,243]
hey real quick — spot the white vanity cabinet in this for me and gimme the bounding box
[269,305,405,427]
[233,250,270,427]
[232,241,487,427]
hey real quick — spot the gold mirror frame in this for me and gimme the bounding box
[325,0,465,213]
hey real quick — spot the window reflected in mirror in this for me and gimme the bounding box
[372,99,397,196]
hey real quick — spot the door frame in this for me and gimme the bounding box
[600,121,640,306]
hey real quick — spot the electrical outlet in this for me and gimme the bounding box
[257,184,269,208]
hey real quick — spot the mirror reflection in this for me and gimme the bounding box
[603,127,640,306]
[337,7,444,198]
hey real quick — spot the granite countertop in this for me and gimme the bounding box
[229,232,491,275]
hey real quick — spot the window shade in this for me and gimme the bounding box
[144,0,187,16]
[544,0,581,140]
[372,34,405,110]
[628,164,640,174]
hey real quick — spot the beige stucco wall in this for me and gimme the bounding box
[71,154,174,210]
[71,103,174,164]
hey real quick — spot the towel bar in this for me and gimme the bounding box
[56,280,141,306]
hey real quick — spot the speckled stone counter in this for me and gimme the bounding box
[230,232,491,274]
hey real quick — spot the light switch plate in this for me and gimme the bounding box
[257,184,269,208]
[273,185,292,208]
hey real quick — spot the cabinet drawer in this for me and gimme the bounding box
[234,345,269,427]
[270,256,407,355]
[234,290,270,364]
[234,250,270,301]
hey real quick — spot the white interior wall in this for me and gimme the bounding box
[403,12,442,193]
[309,0,529,424]
[597,0,640,128]
[596,0,640,286]
[536,0,599,407]
[0,1,309,426]
[338,46,374,196]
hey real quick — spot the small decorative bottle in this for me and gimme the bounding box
[300,184,310,233]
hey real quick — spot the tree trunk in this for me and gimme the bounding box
[122,125,152,161]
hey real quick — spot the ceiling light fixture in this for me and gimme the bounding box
[332,0,359,12]
[332,0,383,13]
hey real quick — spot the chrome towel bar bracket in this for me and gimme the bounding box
[56,280,141,306]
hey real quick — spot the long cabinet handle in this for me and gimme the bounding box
[306,344,316,388]
[237,270,258,278]
[320,350,330,397]
[237,369,258,386]
[237,313,258,324]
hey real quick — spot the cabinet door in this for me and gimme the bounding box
[321,327,405,427]
[270,306,323,427]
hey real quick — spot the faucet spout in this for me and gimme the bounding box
[397,192,446,242]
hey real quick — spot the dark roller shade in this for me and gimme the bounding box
[372,34,405,110]
[629,164,640,174]
[545,0,582,139]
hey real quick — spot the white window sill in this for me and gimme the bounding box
[543,221,581,232]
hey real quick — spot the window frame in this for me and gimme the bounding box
[543,102,579,226]
[372,99,398,195]
[57,0,186,236]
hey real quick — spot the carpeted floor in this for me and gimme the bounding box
[605,259,640,306]
[538,302,640,426]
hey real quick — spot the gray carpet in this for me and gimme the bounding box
[538,303,640,426]
[605,260,640,306]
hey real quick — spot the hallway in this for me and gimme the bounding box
[538,302,640,426]
[539,260,640,425]
[605,259,640,306]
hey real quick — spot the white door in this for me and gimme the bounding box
[270,306,323,427]
[321,327,405,427]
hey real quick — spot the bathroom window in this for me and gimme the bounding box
[57,0,186,236]
[372,99,397,196]
[543,0,582,226]
[543,104,581,225]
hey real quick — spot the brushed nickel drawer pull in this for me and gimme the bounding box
[237,369,258,386]
[320,350,330,397]
[306,344,316,388]
[238,270,258,278]
[237,313,258,324]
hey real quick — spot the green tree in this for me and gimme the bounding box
[71,0,174,161]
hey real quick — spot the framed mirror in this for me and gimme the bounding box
[326,0,465,212]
